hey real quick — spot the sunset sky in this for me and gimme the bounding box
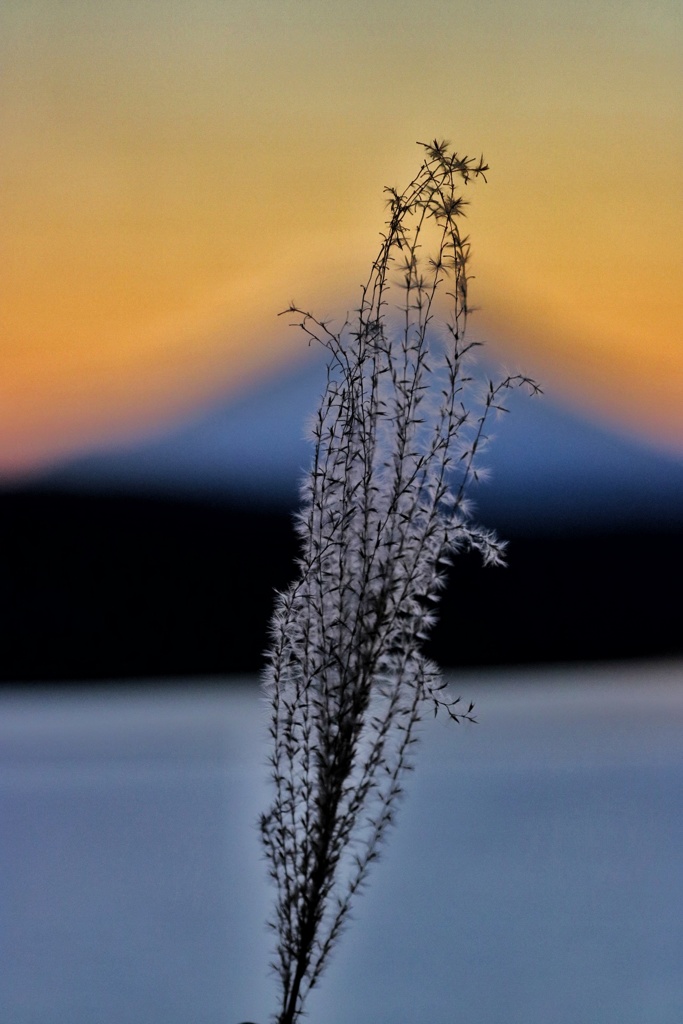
[2,0,681,477]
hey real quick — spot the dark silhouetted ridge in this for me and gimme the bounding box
[1,487,680,682]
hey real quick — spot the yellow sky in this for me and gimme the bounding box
[2,0,682,475]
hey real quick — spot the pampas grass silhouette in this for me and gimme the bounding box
[258,140,539,1024]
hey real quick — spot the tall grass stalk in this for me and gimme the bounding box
[258,139,539,1024]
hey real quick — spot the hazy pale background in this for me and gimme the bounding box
[2,665,682,1023]
[3,0,682,478]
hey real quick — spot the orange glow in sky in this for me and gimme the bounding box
[2,0,682,476]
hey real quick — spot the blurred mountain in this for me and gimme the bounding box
[29,349,683,533]
[3,353,683,682]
